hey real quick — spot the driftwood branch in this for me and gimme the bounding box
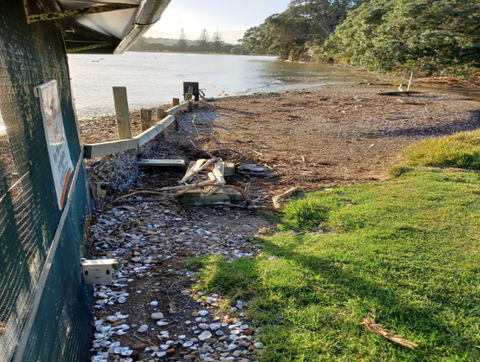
[133,333,159,348]
[272,187,300,209]
[210,202,278,211]
[189,140,216,159]
[220,184,251,203]
[362,318,418,349]
[112,180,218,203]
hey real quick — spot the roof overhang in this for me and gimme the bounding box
[25,0,172,54]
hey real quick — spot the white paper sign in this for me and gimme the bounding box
[35,80,74,209]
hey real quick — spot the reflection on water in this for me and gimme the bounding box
[68,52,372,119]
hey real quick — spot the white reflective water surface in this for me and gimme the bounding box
[68,52,371,119]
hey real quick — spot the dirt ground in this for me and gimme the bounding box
[164,85,480,198]
[81,84,480,198]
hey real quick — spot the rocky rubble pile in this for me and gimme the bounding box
[88,198,269,362]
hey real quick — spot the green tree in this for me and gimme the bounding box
[176,28,187,51]
[231,45,249,55]
[211,27,225,52]
[319,0,480,77]
[240,9,312,59]
[239,0,363,60]
[290,0,364,41]
[197,28,211,52]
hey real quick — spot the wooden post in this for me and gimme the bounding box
[112,86,132,139]
[156,108,166,120]
[185,86,194,101]
[140,108,153,131]
[173,98,180,106]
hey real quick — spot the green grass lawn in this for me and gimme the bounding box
[190,132,480,361]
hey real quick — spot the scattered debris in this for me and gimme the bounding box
[272,187,300,209]
[362,318,419,349]
[139,159,186,168]
[238,164,265,172]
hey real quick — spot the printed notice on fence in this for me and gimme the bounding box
[36,80,73,210]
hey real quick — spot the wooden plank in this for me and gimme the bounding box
[83,99,191,159]
[140,108,153,131]
[173,98,180,106]
[185,86,194,101]
[138,159,186,167]
[83,138,137,159]
[136,115,175,147]
[167,101,189,115]
[84,115,177,158]
[213,161,226,184]
[180,159,206,183]
[113,86,132,139]
[179,158,220,184]
[212,169,226,184]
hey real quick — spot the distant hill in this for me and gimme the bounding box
[143,37,197,46]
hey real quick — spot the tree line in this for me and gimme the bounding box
[130,28,252,55]
[239,0,480,77]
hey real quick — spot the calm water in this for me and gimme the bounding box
[68,52,371,118]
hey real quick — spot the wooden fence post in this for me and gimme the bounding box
[140,108,153,131]
[156,108,166,120]
[185,86,194,101]
[112,86,132,139]
[172,98,180,106]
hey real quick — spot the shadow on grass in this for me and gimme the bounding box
[200,233,480,361]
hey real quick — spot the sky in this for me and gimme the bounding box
[146,0,292,44]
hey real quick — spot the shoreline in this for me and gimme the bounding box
[81,83,480,194]
[77,78,480,124]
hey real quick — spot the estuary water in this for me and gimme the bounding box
[68,52,370,119]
